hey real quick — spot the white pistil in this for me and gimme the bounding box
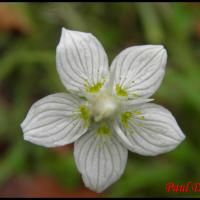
[90,93,119,122]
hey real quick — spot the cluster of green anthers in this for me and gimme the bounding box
[84,79,129,97]
[121,111,145,128]
[84,79,105,93]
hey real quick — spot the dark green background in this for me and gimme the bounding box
[0,2,200,197]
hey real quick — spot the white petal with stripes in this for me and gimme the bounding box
[113,103,185,156]
[74,129,128,193]
[21,93,88,147]
[110,45,167,99]
[56,28,109,94]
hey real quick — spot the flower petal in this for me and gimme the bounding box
[110,45,167,99]
[113,103,185,156]
[74,127,128,193]
[21,93,89,147]
[56,28,109,95]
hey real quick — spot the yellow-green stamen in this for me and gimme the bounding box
[121,111,132,128]
[84,80,104,93]
[134,110,141,115]
[116,84,128,96]
[97,123,111,136]
[79,105,90,127]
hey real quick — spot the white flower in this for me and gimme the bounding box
[21,28,185,193]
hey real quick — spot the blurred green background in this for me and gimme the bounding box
[0,2,200,197]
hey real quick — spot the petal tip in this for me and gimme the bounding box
[61,27,66,32]
[151,45,167,54]
[20,121,24,130]
[57,27,70,48]
[20,119,27,132]
[179,132,186,142]
[23,133,31,143]
[61,27,69,35]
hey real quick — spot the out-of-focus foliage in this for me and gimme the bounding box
[0,2,200,197]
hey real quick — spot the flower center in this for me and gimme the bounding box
[90,92,119,122]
